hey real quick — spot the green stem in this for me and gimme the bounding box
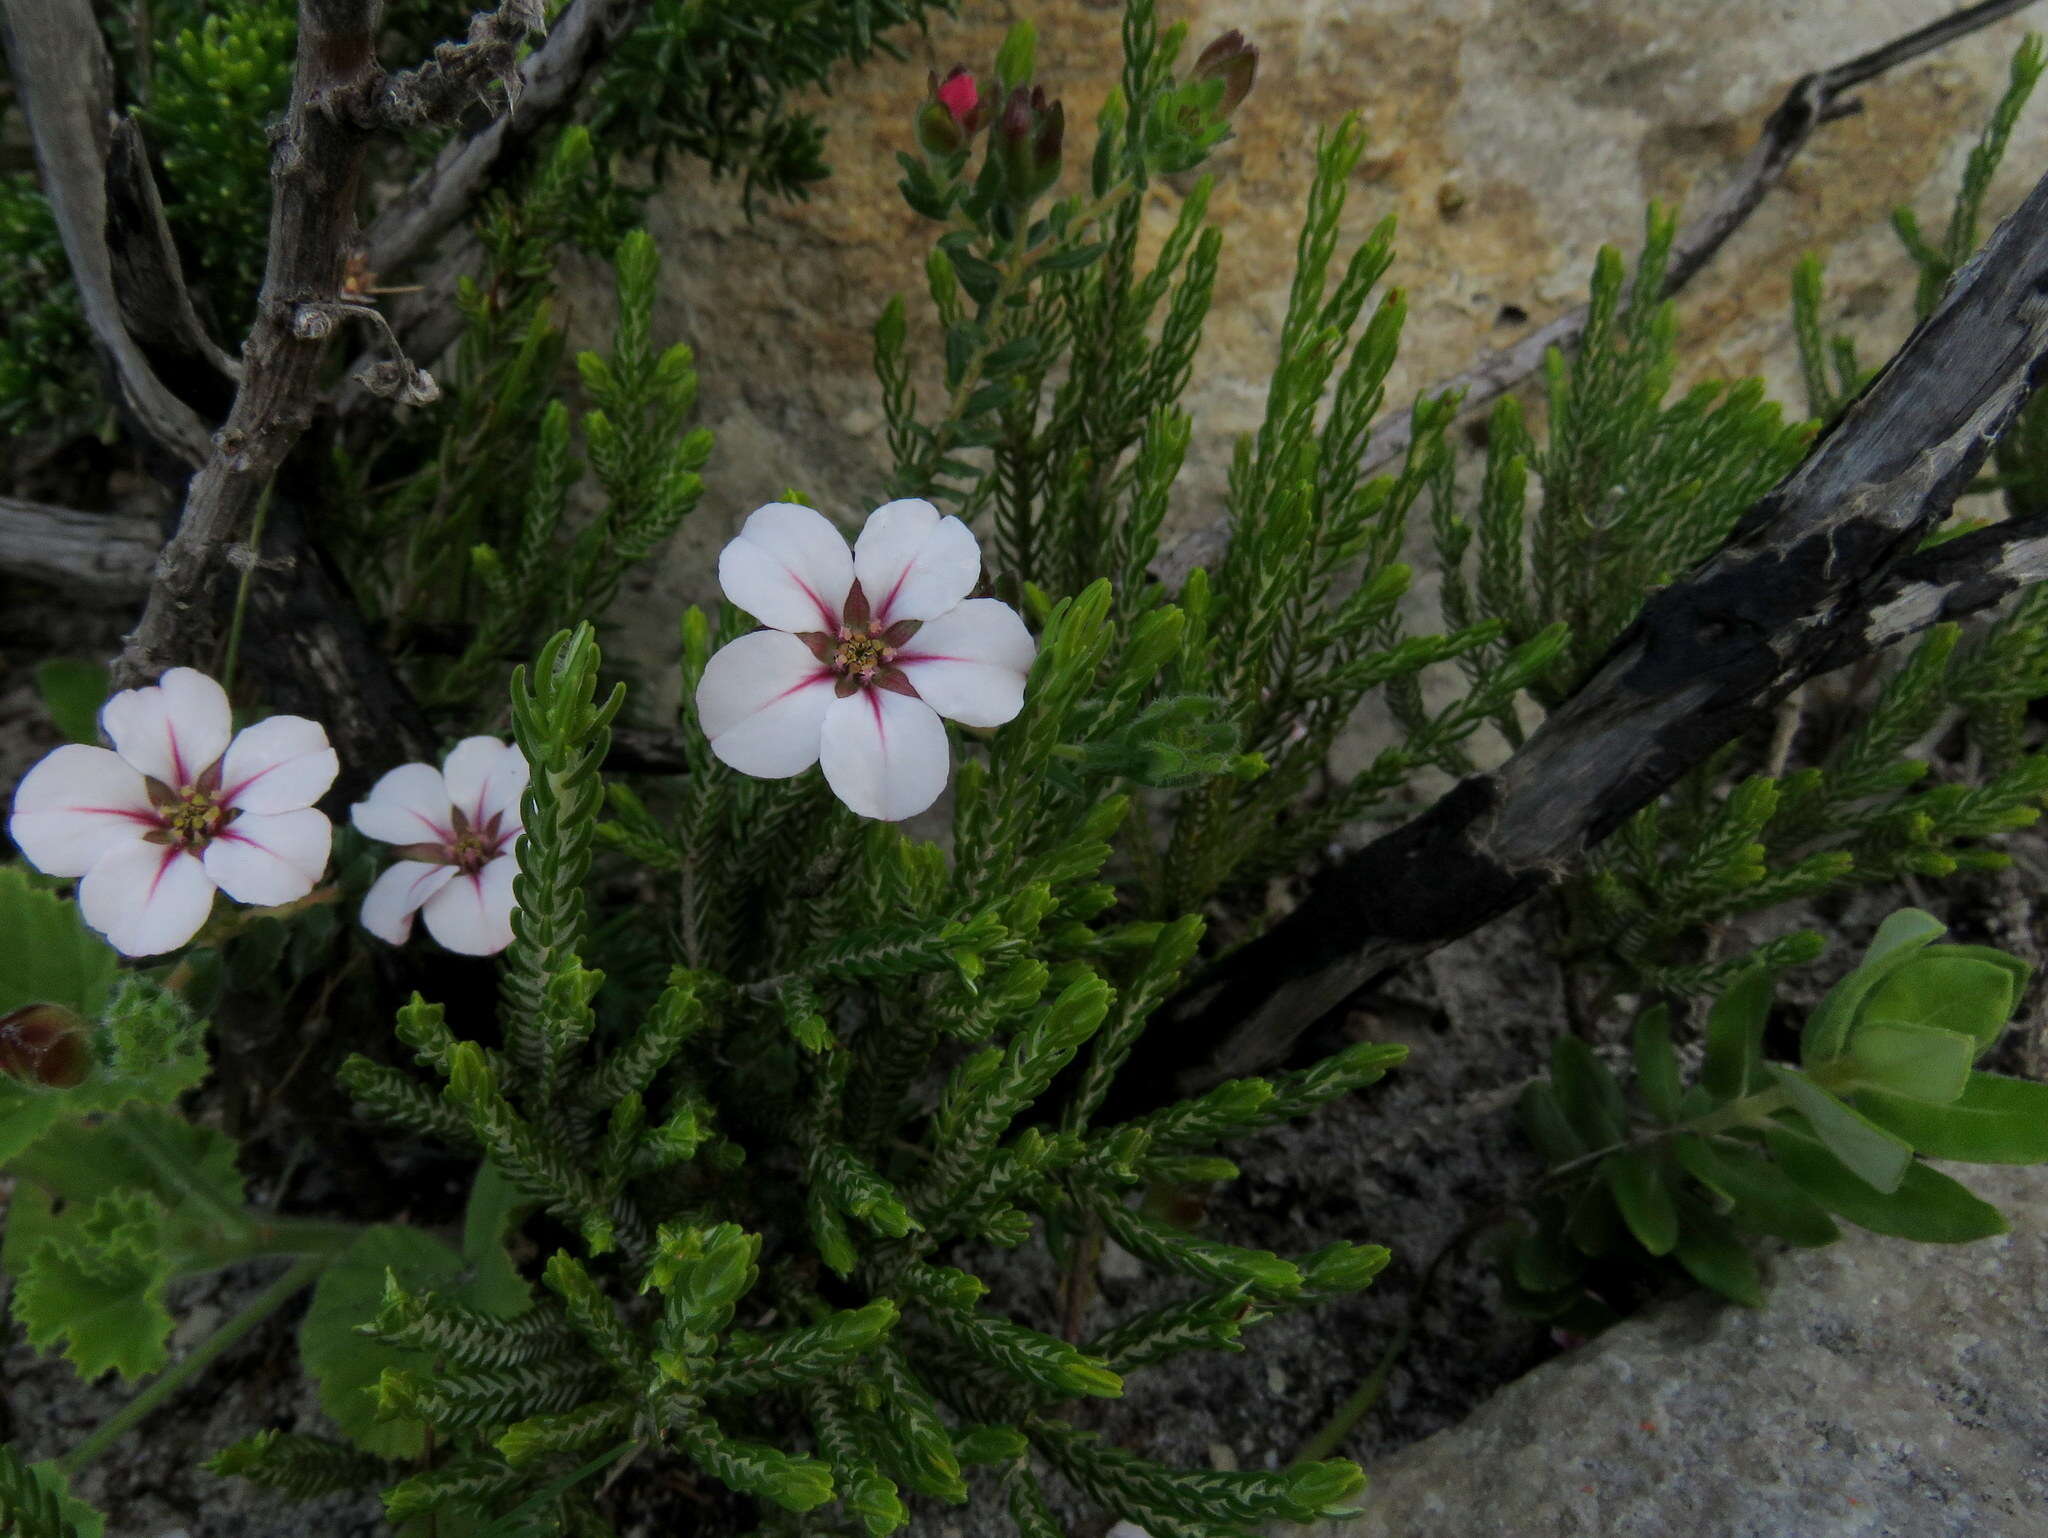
[220,478,275,697]
[56,1252,326,1478]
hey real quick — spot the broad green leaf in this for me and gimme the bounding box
[1766,1126,2008,1242]
[301,1225,467,1458]
[1601,1152,1679,1256]
[32,659,109,747]
[1703,964,1773,1102]
[0,866,118,1020]
[1856,947,2028,1053]
[1767,1066,1913,1193]
[1801,909,1946,1065]
[1549,1037,1625,1147]
[11,1453,107,1538]
[15,1189,174,1381]
[459,1161,536,1320]
[0,1089,65,1168]
[1670,1204,1764,1307]
[1844,1022,1975,1104]
[1631,1006,1684,1122]
[1674,1134,1838,1246]
[1858,1072,2048,1163]
[7,1108,244,1218]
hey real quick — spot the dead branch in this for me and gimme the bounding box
[1154,0,2044,585]
[107,0,542,694]
[361,0,645,282]
[0,497,158,596]
[0,0,213,465]
[1139,157,2048,1105]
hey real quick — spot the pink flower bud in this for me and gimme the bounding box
[0,1003,91,1090]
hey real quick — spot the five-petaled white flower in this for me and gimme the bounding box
[695,499,1035,821]
[351,737,528,956]
[8,668,337,957]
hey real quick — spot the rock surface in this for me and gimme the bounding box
[611,0,2048,703]
[1305,1161,2048,1538]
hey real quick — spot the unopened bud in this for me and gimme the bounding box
[918,66,985,158]
[0,1003,90,1089]
[1191,29,1259,116]
[995,85,1064,204]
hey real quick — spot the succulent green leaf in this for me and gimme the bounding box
[1601,1152,1679,1256]
[1702,963,1773,1102]
[1857,1072,2048,1163]
[1844,1022,1977,1105]
[1767,1066,1914,1193]
[1674,1134,1839,1246]
[1631,1005,1684,1123]
[1767,1125,2007,1242]
[1549,1037,1626,1147]
[1802,909,1946,1065]
[1855,947,2028,1054]
[1670,1204,1764,1307]
[1517,1081,1584,1166]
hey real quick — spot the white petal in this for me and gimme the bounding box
[853,499,983,625]
[695,630,836,778]
[202,808,332,906]
[350,762,454,846]
[442,737,527,831]
[78,840,216,957]
[718,502,853,633]
[217,715,338,814]
[819,689,950,821]
[420,856,517,955]
[8,744,158,877]
[893,599,1037,728]
[359,860,457,945]
[101,667,233,787]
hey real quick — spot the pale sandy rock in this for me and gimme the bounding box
[1301,1162,2048,1538]
[613,0,2048,717]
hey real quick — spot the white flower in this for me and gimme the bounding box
[695,499,1035,820]
[351,737,527,956]
[8,668,337,957]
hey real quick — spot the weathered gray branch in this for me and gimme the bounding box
[109,0,542,693]
[360,0,644,282]
[1154,0,2044,585]
[1142,156,2048,1104]
[0,497,158,596]
[0,0,213,465]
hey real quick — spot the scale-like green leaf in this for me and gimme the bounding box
[1767,1067,1913,1193]
[1766,1126,2007,1242]
[1857,1072,2048,1163]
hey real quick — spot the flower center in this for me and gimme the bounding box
[837,633,888,677]
[143,765,238,850]
[448,827,493,874]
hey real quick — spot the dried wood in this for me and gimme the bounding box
[1147,158,2048,1103]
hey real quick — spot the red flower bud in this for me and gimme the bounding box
[0,1003,91,1090]
[1191,29,1259,117]
[935,65,981,128]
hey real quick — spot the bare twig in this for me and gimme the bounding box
[104,117,242,389]
[0,497,159,596]
[0,0,212,465]
[1154,0,2043,585]
[1132,158,2048,1105]
[360,0,645,282]
[108,0,542,693]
